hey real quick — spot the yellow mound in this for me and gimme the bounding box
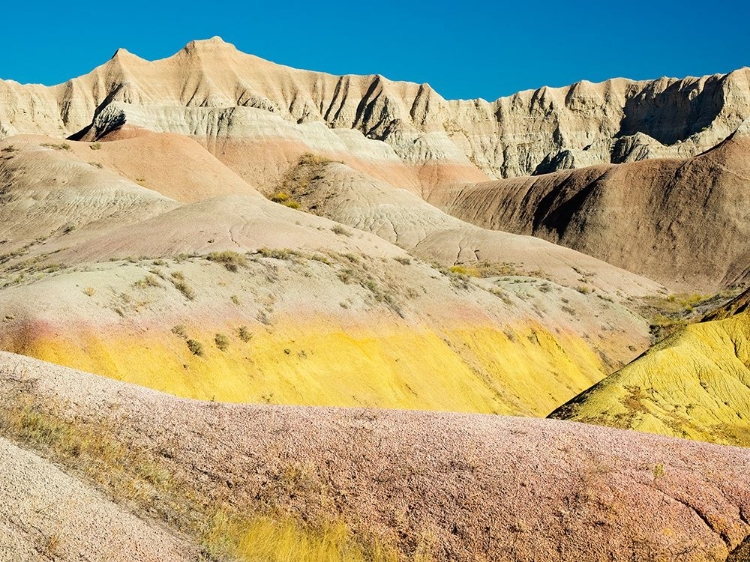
[551,313,750,446]
[16,317,604,417]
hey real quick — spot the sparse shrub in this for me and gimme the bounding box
[653,463,665,478]
[449,265,479,277]
[133,274,162,289]
[576,285,591,295]
[310,254,331,265]
[298,152,334,166]
[231,295,241,306]
[489,287,513,305]
[237,326,252,342]
[89,142,102,150]
[394,256,411,265]
[257,248,297,260]
[1,145,17,153]
[338,268,355,284]
[215,333,230,351]
[41,142,71,151]
[539,283,552,293]
[269,192,301,209]
[170,273,195,300]
[89,161,103,168]
[331,225,351,237]
[171,325,188,339]
[82,287,96,297]
[186,339,204,356]
[561,305,577,316]
[62,224,76,234]
[208,251,248,272]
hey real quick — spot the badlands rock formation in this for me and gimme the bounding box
[432,120,750,292]
[0,37,747,291]
[0,135,661,416]
[1,37,748,189]
[1,352,748,562]
[551,290,750,447]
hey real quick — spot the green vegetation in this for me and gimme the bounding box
[133,274,162,289]
[256,248,299,261]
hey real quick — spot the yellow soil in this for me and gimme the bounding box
[557,313,750,446]
[17,318,606,417]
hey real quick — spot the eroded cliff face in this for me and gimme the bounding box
[1,37,748,189]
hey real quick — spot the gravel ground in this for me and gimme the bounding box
[0,351,748,561]
[0,436,196,561]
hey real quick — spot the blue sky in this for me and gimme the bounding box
[1,0,747,100]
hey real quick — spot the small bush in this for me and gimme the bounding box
[186,339,204,356]
[208,251,248,272]
[133,274,162,289]
[449,265,479,277]
[269,192,301,209]
[331,225,351,237]
[215,333,230,351]
[1,145,17,153]
[171,325,188,339]
[89,142,102,150]
[89,161,103,169]
[238,326,252,342]
[41,142,71,151]
[170,274,195,300]
[82,287,96,297]
[576,285,591,295]
[231,295,241,306]
[257,248,298,260]
[394,256,411,265]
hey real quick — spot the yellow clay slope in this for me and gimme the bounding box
[551,313,750,446]
[17,318,605,417]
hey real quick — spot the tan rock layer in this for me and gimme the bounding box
[1,37,748,184]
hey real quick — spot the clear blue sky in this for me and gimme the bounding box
[1,0,747,101]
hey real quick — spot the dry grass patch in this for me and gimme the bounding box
[0,385,403,562]
[208,251,248,272]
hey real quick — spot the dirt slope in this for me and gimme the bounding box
[431,120,750,291]
[0,136,660,416]
[0,436,195,561]
[0,352,748,562]
[550,297,750,447]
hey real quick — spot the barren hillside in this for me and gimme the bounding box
[0,352,748,562]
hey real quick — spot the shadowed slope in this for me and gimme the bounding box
[431,121,750,291]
